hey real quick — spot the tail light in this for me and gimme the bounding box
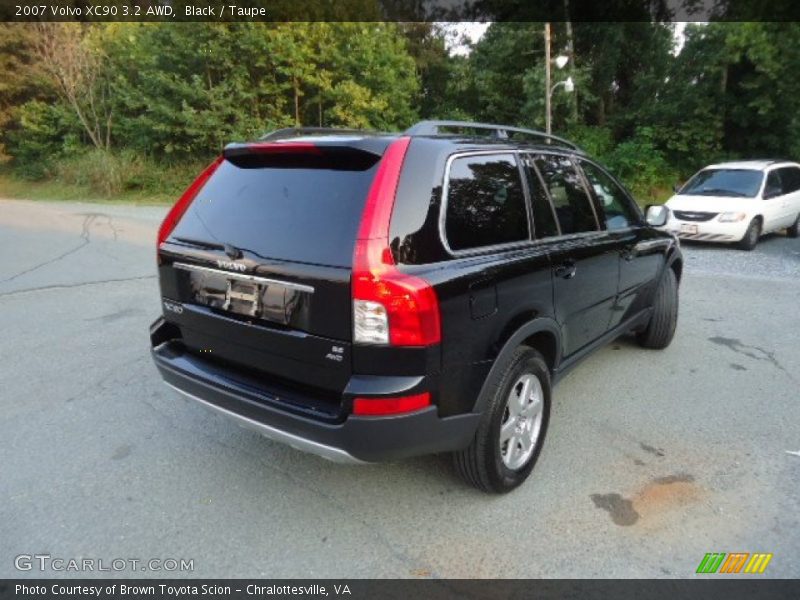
[157,156,223,248]
[352,137,441,347]
[352,393,431,416]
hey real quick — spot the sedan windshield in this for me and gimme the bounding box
[679,169,763,198]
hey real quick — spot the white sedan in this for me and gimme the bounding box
[664,160,800,250]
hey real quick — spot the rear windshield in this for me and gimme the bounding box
[171,152,379,267]
[679,169,763,198]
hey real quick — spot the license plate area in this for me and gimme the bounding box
[173,263,308,326]
[224,280,261,316]
[680,223,698,235]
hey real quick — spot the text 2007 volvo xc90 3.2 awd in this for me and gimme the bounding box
[150,120,682,493]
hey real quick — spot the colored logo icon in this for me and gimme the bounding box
[696,552,773,574]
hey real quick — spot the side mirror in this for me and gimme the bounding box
[645,204,670,227]
[763,186,781,199]
[672,183,681,193]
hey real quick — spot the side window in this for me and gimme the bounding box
[444,154,530,251]
[777,167,800,193]
[579,160,640,230]
[533,154,598,234]
[765,170,783,198]
[522,156,559,238]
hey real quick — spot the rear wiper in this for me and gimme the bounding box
[172,236,225,250]
[173,236,275,262]
[174,237,250,260]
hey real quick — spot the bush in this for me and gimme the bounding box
[52,149,206,198]
[566,125,614,160]
[604,127,676,203]
[6,100,75,180]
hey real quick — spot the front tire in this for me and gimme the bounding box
[637,267,678,350]
[454,347,551,493]
[787,214,800,238]
[737,218,761,250]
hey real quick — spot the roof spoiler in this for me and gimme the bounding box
[223,137,389,161]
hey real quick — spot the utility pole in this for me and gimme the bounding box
[545,22,552,135]
[564,0,578,121]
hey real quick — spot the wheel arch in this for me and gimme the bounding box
[472,317,562,413]
[665,242,683,283]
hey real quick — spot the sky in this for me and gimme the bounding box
[445,22,690,57]
[445,22,491,56]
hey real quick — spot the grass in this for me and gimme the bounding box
[0,170,178,205]
[0,162,677,208]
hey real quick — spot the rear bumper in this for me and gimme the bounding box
[151,320,480,463]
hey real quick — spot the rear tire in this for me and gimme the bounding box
[788,214,800,238]
[637,268,678,350]
[453,347,551,494]
[737,218,761,250]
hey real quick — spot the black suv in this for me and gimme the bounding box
[150,120,681,493]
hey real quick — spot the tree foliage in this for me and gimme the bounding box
[4,22,418,165]
[3,21,800,202]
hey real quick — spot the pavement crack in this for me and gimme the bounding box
[78,212,120,241]
[0,275,156,298]
[0,214,97,284]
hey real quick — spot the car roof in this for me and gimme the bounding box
[258,123,588,157]
[253,132,588,160]
[704,160,800,171]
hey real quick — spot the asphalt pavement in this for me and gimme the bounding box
[1,199,798,578]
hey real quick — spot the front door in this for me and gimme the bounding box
[775,166,800,227]
[762,169,788,232]
[577,159,666,327]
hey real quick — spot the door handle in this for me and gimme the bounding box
[554,260,577,279]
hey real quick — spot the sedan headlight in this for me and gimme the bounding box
[718,212,747,222]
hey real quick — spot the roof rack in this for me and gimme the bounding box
[260,127,367,141]
[404,120,583,152]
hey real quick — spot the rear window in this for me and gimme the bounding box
[170,151,379,267]
[444,153,529,252]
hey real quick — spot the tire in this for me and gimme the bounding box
[637,267,678,350]
[788,214,800,238]
[737,218,761,250]
[453,346,551,494]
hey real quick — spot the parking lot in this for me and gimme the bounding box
[1,198,798,578]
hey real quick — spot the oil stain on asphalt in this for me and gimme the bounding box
[591,473,699,527]
[708,336,785,372]
[590,493,640,526]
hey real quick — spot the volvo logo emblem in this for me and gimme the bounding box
[217,260,246,272]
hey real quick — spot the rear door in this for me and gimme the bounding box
[157,142,384,398]
[527,153,620,356]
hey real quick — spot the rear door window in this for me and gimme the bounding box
[444,153,530,251]
[533,154,599,234]
[521,155,559,238]
[170,151,380,267]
